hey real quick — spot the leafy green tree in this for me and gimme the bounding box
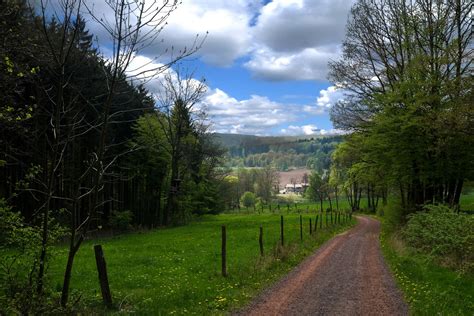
[128,113,170,226]
[255,165,278,204]
[329,0,473,212]
[306,172,325,213]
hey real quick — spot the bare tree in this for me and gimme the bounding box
[31,0,84,296]
[329,0,472,131]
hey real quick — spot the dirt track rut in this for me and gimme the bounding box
[237,216,408,316]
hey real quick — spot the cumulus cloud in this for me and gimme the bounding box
[316,85,346,108]
[202,88,297,135]
[246,0,354,80]
[77,0,353,78]
[245,46,338,81]
[253,0,351,53]
[280,124,320,136]
[303,85,346,114]
[149,1,257,66]
[280,125,345,136]
[124,55,347,136]
[77,0,259,67]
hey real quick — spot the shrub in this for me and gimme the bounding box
[0,199,65,314]
[240,192,256,208]
[402,204,474,271]
[109,210,134,231]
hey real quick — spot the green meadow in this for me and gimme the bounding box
[48,212,355,314]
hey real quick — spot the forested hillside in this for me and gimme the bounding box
[214,133,343,171]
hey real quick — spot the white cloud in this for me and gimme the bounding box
[280,125,346,136]
[253,0,350,53]
[280,124,320,136]
[245,0,354,80]
[150,1,256,66]
[316,85,346,108]
[303,85,346,114]
[77,0,353,79]
[245,46,339,81]
[203,88,296,135]
[77,0,258,67]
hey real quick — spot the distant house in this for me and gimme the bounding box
[281,183,309,194]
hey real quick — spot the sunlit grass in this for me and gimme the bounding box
[48,212,355,314]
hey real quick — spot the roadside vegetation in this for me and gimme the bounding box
[378,202,474,315]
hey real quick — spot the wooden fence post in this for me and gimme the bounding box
[94,245,112,307]
[280,215,284,246]
[300,215,303,241]
[309,218,312,235]
[222,225,227,277]
[320,211,323,229]
[259,226,264,256]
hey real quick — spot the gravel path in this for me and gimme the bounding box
[236,216,408,316]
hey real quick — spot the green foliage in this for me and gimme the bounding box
[380,209,474,315]
[240,191,256,208]
[402,204,474,271]
[329,0,473,209]
[306,172,324,202]
[109,210,134,232]
[0,200,65,314]
[460,191,474,211]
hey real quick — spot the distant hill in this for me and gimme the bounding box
[212,133,344,172]
[212,133,335,150]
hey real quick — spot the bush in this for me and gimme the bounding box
[402,204,474,271]
[0,199,65,314]
[240,192,256,208]
[109,210,134,231]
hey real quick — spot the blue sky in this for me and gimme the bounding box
[84,0,353,136]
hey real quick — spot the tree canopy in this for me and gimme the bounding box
[329,0,473,212]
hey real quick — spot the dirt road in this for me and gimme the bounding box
[237,216,408,316]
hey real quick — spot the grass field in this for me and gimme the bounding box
[229,198,369,215]
[460,192,474,211]
[48,212,355,314]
